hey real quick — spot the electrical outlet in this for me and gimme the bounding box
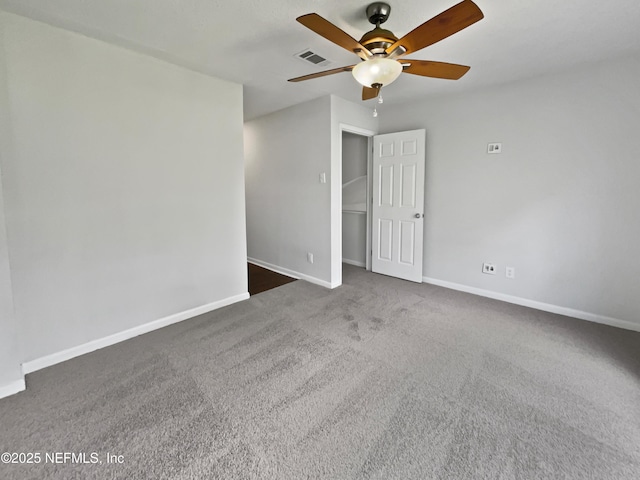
[307,252,314,264]
[482,263,496,275]
[487,143,502,154]
[506,266,515,279]
[319,172,326,184]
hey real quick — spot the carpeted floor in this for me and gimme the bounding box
[1,265,639,479]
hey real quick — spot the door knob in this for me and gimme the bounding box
[415,213,422,218]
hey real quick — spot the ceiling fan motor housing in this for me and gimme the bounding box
[366,2,391,25]
[359,27,398,54]
[361,3,398,55]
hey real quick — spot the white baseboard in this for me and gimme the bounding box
[342,259,366,268]
[248,257,334,289]
[0,378,26,399]
[423,276,640,333]
[22,293,249,375]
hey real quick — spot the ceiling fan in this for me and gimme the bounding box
[288,0,484,101]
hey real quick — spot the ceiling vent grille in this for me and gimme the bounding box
[295,49,331,67]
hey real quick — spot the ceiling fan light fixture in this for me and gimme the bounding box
[352,57,402,88]
[290,1,484,100]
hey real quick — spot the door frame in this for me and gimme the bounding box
[339,124,376,272]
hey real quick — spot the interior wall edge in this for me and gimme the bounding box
[0,10,24,395]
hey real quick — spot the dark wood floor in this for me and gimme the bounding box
[247,263,297,295]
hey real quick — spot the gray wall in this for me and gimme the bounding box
[0,31,21,391]
[245,96,333,285]
[0,175,20,393]
[342,132,368,183]
[245,95,377,287]
[0,12,248,370]
[379,53,640,328]
[342,213,367,267]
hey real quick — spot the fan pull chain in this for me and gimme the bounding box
[373,89,383,116]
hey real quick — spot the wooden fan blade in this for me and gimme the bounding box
[385,0,484,56]
[362,85,380,101]
[297,13,372,60]
[288,65,355,82]
[400,60,470,80]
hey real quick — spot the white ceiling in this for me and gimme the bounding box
[1,0,640,120]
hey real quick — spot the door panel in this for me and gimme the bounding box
[379,165,394,207]
[400,164,417,208]
[372,129,425,282]
[401,139,418,156]
[380,141,394,157]
[378,219,393,261]
[399,221,415,265]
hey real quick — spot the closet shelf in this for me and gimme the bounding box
[342,175,366,212]
[343,209,366,215]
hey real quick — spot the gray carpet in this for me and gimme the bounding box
[1,265,639,479]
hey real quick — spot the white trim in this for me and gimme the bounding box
[248,257,335,289]
[21,293,249,375]
[0,378,26,399]
[423,276,640,333]
[343,259,366,268]
[339,124,376,137]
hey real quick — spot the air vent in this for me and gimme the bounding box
[295,49,331,67]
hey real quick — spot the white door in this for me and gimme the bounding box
[371,129,425,282]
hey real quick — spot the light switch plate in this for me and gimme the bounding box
[487,143,502,154]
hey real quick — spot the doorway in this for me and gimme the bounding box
[338,126,425,285]
[341,130,371,271]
